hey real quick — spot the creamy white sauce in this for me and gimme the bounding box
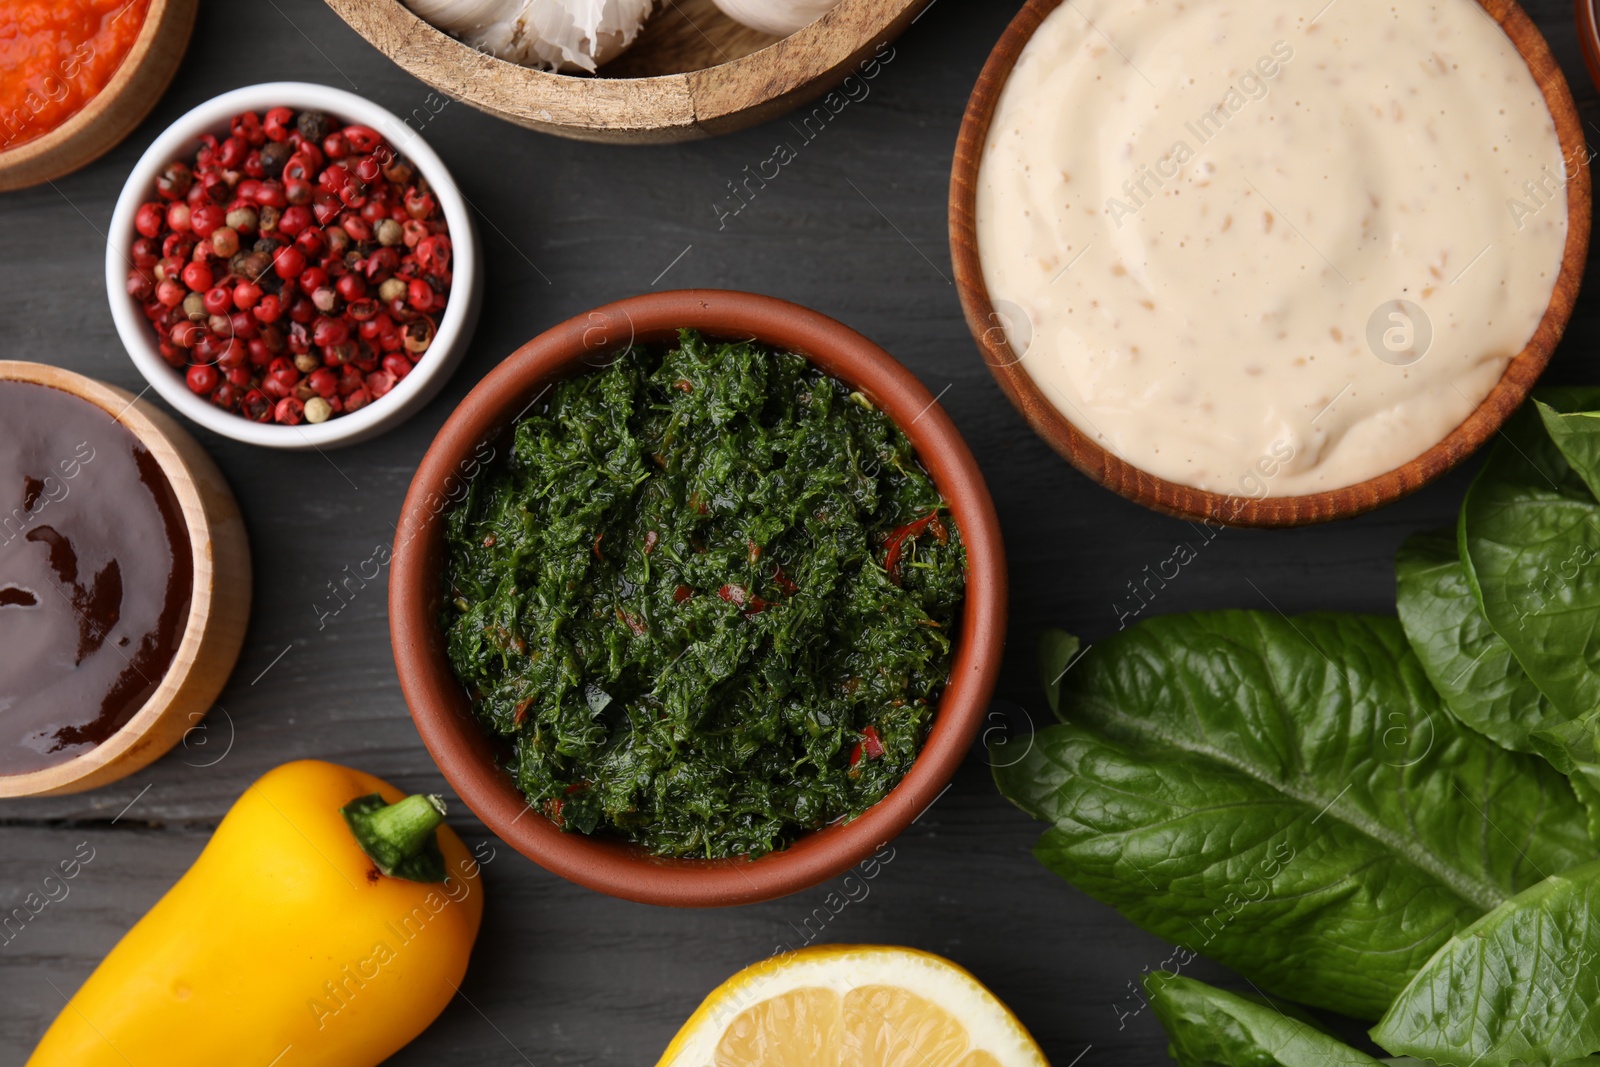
[976,0,1570,497]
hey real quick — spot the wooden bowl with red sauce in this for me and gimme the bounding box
[390,290,1007,906]
[0,0,198,192]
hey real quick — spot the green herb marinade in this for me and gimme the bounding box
[442,330,966,858]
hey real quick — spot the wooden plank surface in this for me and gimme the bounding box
[1,0,1596,1061]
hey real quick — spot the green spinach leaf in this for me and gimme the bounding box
[996,613,1593,1019]
[1460,393,1600,727]
[1146,974,1386,1066]
[1395,529,1560,754]
[1537,391,1600,501]
[1373,858,1600,1067]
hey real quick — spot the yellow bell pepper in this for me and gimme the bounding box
[28,760,485,1066]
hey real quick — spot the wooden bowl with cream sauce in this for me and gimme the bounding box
[951,0,1590,527]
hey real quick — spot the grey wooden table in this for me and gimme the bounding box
[2,0,1596,1062]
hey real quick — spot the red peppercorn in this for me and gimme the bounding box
[334,273,366,302]
[344,125,381,153]
[278,205,313,237]
[253,181,287,208]
[216,338,248,368]
[218,136,248,169]
[126,269,154,302]
[186,364,219,395]
[307,367,339,398]
[226,364,253,388]
[135,202,166,238]
[274,397,305,425]
[404,188,434,219]
[170,321,203,348]
[406,278,433,311]
[200,171,230,204]
[156,279,186,308]
[231,111,264,146]
[189,203,222,238]
[181,261,213,292]
[311,316,349,348]
[165,202,192,233]
[155,162,193,200]
[252,293,283,323]
[210,382,239,411]
[322,132,350,160]
[263,107,294,142]
[294,227,325,259]
[241,389,273,421]
[131,237,161,268]
[272,245,306,279]
[201,286,232,316]
[342,214,374,244]
[366,370,396,399]
[382,353,411,381]
[233,282,262,310]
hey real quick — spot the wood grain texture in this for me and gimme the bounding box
[0,0,1596,1063]
[950,0,1592,528]
[0,362,251,798]
[323,0,932,142]
[0,0,198,192]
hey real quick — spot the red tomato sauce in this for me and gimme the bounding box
[0,0,150,151]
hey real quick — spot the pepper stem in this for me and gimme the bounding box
[341,793,449,883]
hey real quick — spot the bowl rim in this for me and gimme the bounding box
[104,80,479,450]
[949,0,1592,528]
[389,289,1008,907]
[0,360,249,797]
[324,0,934,143]
[0,0,198,188]
[1577,0,1600,92]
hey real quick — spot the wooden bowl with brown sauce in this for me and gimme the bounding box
[0,362,250,797]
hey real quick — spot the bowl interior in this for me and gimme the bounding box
[392,291,1006,906]
[600,0,779,77]
[106,81,477,450]
[949,0,1591,528]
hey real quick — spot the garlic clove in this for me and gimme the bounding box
[709,0,842,37]
[406,0,659,73]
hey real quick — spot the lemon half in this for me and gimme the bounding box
[657,945,1051,1067]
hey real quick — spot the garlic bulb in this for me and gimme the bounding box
[406,0,660,73]
[710,0,842,37]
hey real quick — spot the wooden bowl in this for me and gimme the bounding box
[950,0,1591,528]
[0,0,198,193]
[390,290,1007,906]
[0,362,250,797]
[325,0,931,143]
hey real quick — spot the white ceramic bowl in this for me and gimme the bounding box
[106,82,481,450]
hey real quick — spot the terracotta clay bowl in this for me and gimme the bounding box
[1578,0,1600,91]
[951,0,1591,528]
[0,362,251,798]
[326,0,930,143]
[0,0,198,192]
[391,290,1006,906]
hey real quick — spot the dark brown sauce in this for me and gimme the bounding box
[0,381,192,774]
